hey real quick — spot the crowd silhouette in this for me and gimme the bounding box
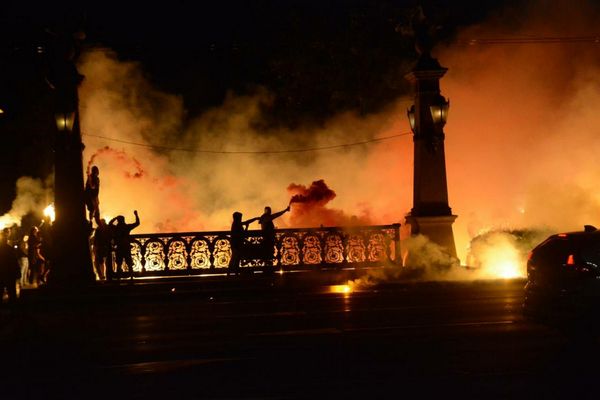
[0,161,296,308]
[228,205,291,275]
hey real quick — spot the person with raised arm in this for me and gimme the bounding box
[109,210,140,280]
[253,205,290,273]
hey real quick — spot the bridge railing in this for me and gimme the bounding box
[115,224,401,277]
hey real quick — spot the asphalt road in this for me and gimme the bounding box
[1,274,598,399]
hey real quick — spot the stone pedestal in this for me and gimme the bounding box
[403,214,457,258]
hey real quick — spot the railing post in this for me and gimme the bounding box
[392,223,402,266]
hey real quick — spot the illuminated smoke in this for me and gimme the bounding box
[0,176,52,229]
[438,0,600,261]
[78,47,407,235]
[73,1,600,279]
[79,48,204,232]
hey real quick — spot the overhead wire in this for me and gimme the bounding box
[462,36,600,45]
[82,35,597,154]
[82,131,413,154]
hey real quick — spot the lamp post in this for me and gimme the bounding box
[402,10,458,265]
[46,29,95,287]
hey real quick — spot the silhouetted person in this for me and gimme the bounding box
[254,205,290,273]
[16,237,28,288]
[38,217,53,283]
[93,218,113,280]
[228,212,258,275]
[0,229,20,306]
[26,226,45,287]
[85,165,100,224]
[110,211,140,279]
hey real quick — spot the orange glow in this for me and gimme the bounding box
[43,204,55,223]
[77,4,600,272]
[566,254,575,266]
[329,284,353,294]
[0,214,19,230]
[475,239,524,279]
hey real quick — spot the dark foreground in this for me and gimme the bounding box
[0,273,598,399]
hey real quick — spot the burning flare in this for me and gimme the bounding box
[43,204,56,223]
[477,240,524,279]
[329,284,353,294]
[0,215,19,230]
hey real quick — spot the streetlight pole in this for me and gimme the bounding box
[402,9,458,265]
[46,30,95,287]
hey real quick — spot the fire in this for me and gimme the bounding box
[329,284,353,294]
[0,214,20,230]
[480,242,524,279]
[43,204,55,223]
[491,258,522,279]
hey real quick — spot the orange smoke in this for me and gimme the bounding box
[287,179,371,227]
[83,143,205,232]
[437,0,600,258]
[76,1,600,268]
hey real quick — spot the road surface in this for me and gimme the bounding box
[0,275,597,399]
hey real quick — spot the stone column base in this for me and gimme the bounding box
[402,214,459,267]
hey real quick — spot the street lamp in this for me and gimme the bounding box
[407,104,416,133]
[45,28,95,287]
[429,97,450,127]
[55,111,75,131]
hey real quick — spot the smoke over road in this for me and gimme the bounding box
[4,1,599,282]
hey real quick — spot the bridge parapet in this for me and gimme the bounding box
[120,224,401,277]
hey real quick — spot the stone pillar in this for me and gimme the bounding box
[47,31,95,287]
[403,55,458,263]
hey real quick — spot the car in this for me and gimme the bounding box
[524,225,600,333]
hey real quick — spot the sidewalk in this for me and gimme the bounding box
[15,267,375,306]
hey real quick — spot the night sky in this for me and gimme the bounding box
[0,0,512,213]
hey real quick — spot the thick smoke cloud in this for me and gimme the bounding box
[0,176,53,229]
[79,48,409,235]
[287,179,371,227]
[438,0,600,263]
[72,0,600,278]
[79,49,204,232]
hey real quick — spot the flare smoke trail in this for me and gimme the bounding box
[86,146,144,179]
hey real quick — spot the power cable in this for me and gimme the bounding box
[463,36,600,45]
[82,131,412,154]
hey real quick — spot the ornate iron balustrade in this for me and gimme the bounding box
[113,224,400,277]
